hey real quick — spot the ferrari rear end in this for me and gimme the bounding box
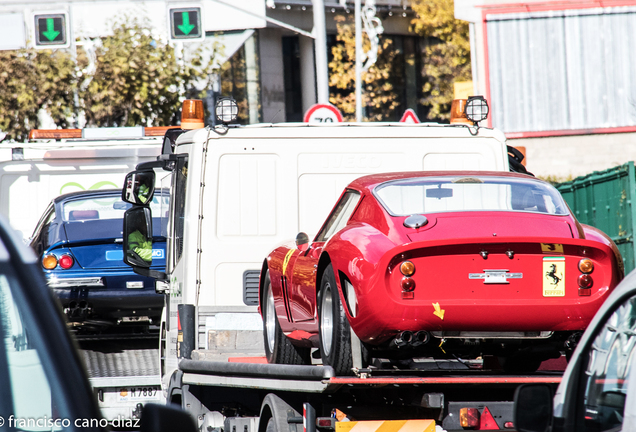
[343,173,622,366]
[349,236,620,343]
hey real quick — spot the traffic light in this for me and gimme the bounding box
[34,13,69,48]
[169,7,203,41]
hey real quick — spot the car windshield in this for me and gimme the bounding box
[62,194,166,222]
[374,176,569,216]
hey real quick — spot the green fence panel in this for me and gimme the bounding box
[556,162,636,274]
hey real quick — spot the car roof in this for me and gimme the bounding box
[347,171,543,191]
[52,188,123,204]
[51,188,167,204]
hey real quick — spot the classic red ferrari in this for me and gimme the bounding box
[259,171,623,374]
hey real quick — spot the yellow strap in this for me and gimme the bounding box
[336,420,435,432]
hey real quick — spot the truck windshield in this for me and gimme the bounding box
[374,176,569,216]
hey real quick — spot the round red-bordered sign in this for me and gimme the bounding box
[303,104,344,123]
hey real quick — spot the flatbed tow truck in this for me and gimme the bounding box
[113,98,560,431]
[168,354,565,431]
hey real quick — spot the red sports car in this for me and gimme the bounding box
[259,171,623,374]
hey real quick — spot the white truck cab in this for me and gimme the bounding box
[121,98,517,393]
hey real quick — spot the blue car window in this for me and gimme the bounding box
[62,196,163,222]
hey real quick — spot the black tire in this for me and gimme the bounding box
[318,264,353,375]
[262,270,310,365]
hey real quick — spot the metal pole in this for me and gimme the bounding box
[355,0,362,122]
[312,0,329,104]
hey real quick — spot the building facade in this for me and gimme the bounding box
[456,0,636,178]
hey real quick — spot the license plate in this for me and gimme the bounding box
[468,270,523,284]
[105,249,164,260]
[120,316,150,323]
[117,387,161,402]
[543,257,565,296]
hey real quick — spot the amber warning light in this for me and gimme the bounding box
[181,99,205,130]
[29,126,179,140]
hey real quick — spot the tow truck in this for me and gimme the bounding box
[0,125,171,239]
[116,97,560,430]
[9,126,175,421]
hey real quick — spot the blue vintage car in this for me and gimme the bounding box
[29,189,166,330]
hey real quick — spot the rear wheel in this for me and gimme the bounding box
[262,270,310,365]
[318,264,353,375]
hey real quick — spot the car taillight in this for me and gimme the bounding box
[400,260,415,276]
[401,277,415,291]
[42,255,58,270]
[579,258,594,273]
[578,258,594,296]
[58,254,74,269]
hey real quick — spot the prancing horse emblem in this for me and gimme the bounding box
[545,264,562,286]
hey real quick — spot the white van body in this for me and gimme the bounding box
[158,122,510,389]
[0,139,161,238]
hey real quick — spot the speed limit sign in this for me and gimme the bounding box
[303,104,344,123]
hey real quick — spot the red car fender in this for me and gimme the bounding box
[261,245,296,323]
[324,223,398,327]
[581,224,625,278]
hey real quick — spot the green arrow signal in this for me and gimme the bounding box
[42,18,60,41]
[177,12,195,35]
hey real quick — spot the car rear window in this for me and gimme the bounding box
[374,176,569,216]
[62,195,165,221]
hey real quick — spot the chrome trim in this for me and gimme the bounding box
[47,276,104,288]
[431,331,553,339]
[469,269,523,284]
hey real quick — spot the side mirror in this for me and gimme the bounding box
[296,232,309,252]
[123,170,156,206]
[123,207,153,268]
[140,403,197,432]
[514,384,553,432]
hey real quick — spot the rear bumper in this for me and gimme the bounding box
[46,270,164,322]
[345,237,620,345]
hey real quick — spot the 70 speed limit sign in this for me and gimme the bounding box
[303,104,344,123]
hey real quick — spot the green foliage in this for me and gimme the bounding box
[0,16,222,140]
[79,17,221,127]
[410,0,472,121]
[0,50,76,141]
[328,15,401,122]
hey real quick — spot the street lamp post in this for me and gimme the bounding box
[355,0,362,122]
[312,0,330,104]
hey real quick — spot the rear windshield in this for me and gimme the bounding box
[62,194,168,242]
[62,194,166,222]
[374,176,569,216]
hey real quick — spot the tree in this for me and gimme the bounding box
[0,16,223,141]
[328,15,401,122]
[0,50,75,141]
[79,17,222,127]
[410,0,472,121]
